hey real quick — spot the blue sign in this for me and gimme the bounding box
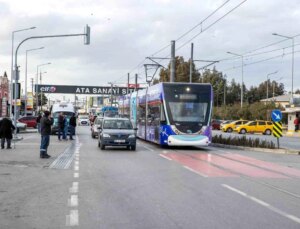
[271,109,282,122]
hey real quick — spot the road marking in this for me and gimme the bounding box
[143,145,154,151]
[74,165,79,171]
[75,161,79,166]
[159,154,172,161]
[74,173,79,178]
[222,184,300,224]
[183,166,208,177]
[68,195,78,207]
[66,210,79,226]
[69,182,79,193]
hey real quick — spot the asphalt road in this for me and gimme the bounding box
[0,127,300,228]
[213,130,300,151]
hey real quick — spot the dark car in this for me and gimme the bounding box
[211,119,222,130]
[98,118,137,150]
[18,116,37,128]
[91,116,103,138]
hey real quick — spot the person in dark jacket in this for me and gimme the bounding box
[40,111,53,158]
[0,116,15,149]
[69,113,76,140]
[58,112,66,140]
[36,113,42,133]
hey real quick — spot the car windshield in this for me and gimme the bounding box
[103,120,133,129]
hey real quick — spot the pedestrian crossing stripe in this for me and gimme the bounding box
[272,121,282,138]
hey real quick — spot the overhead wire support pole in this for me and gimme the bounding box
[170,40,175,83]
[189,43,194,83]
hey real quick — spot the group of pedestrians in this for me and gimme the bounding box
[57,112,76,141]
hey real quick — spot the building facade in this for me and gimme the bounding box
[0,72,9,117]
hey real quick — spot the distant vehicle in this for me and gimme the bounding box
[98,118,137,150]
[16,121,27,133]
[211,119,222,130]
[118,83,213,146]
[50,102,75,134]
[78,115,90,126]
[235,120,273,135]
[18,116,37,128]
[221,120,249,133]
[100,106,118,117]
[220,120,233,130]
[91,116,103,138]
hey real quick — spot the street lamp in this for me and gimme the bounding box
[39,71,47,111]
[227,51,244,107]
[25,47,44,116]
[266,71,278,99]
[10,26,36,118]
[36,63,51,113]
[272,33,295,101]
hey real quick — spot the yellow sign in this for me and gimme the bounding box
[272,121,282,138]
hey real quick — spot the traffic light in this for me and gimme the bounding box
[84,24,90,45]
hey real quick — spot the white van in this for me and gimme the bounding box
[50,102,75,134]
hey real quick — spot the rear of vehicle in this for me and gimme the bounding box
[51,103,75,134]
[18,116,37,128]
[98,118,136,150]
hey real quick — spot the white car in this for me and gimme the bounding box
[78,115,90,126]
[1,118,27,133]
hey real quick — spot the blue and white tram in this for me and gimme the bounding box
[118,83,213,146]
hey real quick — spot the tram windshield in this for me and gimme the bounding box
[163,84,211,125]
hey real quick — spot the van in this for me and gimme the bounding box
[50,102,75,134]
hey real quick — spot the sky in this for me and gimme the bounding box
[0,0,300,101]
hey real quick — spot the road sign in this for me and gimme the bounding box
[272,121,282,138]
[271,109,282,122]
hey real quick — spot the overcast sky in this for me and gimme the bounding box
[1,0,300,101]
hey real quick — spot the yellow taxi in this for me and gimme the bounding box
[234,120,273,135]
[221,120,249,133]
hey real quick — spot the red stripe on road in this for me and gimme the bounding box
[223,154,300,178]
[166,153,237,177]
[188,153,288,178]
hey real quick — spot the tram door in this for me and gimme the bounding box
[146,102,160,143]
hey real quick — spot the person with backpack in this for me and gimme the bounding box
[58,112,66,140]
[39,111,53,158]
[294,114,299,131]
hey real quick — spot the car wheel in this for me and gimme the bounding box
[98,141,101,148]
[100,143,105,150]
[91,132,95,138]
[131,145,136,151]
[265,129,271,135]
[227,127,233,133]
[240,129,246,134]
[17,128,20,133]
[126,146,130,150]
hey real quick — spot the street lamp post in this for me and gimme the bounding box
[39,71,47,111]
[227,51,244,108]
[272,33,295,101]
[10,26,36,118]
[25,47,44,116]
[36,63,51,113]
[266,71,278,99]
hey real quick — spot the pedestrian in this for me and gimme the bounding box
[0,116,15,149]
[36,113,42,133]
[294,114,299,131]
[69,113,76,140]
[58,112,66,140]
[63,115,68,140]
[39,110,53,158]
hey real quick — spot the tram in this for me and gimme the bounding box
[118,82,213,146]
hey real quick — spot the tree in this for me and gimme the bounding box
[34,93,48,109]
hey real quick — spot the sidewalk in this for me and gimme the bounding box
[0,131,73,169]
[283,130,300,137]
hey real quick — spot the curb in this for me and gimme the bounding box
[211,143,300,155]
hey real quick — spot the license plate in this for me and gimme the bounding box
[114,139,125,143]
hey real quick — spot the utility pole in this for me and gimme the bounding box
[189,43,194,83]
[224,76,226,106]
[170,40,175,83]
[110,83,113,106]
[135,74,138,92]
[127,73,130,94]
[31,78,34,95]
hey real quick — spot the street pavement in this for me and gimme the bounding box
[0,126,300,228]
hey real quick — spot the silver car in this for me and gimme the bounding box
[98,118,137,150]
[91,116,103,138]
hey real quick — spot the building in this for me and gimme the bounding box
[0,72,9,117]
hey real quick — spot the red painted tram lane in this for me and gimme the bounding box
[223,153,300,178]
[188,153,288,178]
[164,153,237,177]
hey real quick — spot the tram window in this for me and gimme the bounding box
[161,105,166,122]
[137,104,146,124]
[148,105,160,125]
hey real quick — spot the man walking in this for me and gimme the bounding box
[69,113,76,140]
[0,116,15,149]
[40,111,53,158]
[58,112,66,140]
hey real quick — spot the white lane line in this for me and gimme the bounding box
[74,173,79,178]
[222,184,300,224]
[68,195,78,207]
[159,154,172,161]
[69,182,79,193]
[66,210,79,226]
[75,161,79,166]
[74,165,79,171]
[183,166,208,178]
[162,150,169,154]
[143,145,154,152]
